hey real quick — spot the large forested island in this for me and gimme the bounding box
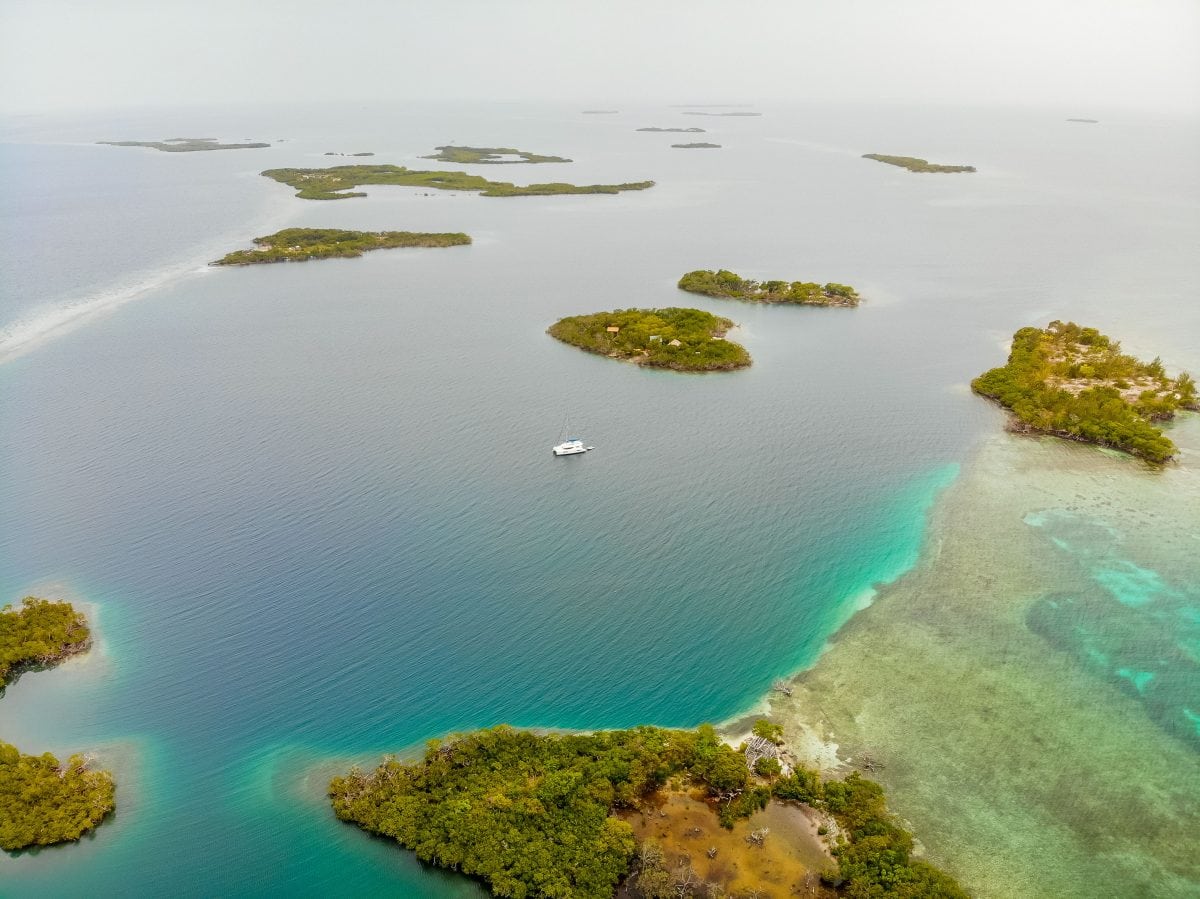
[862,154,975,173]
[422,146,571,164]
[212,228,470,265]
[548,308,750,372]
[0,598,115,851]
[972,321,1197,463]
[679,269,860,307]
[98,137,270,152]
[261,165,654,200]
[329,724,965,899]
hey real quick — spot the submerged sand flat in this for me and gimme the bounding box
[771,418,1200,898]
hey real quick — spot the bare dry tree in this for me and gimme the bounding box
[744,827,769,848]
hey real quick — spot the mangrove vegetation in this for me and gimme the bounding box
[213,228,470,266]
[1,596,92,689]
[547,308,750,372]
[972,320,1197,463]
[422,146,571,164]
[98,137,270,152]
[0,598,115,852]
[0,741,116,852]
[678,270,860,307]
[261,165,654,201]
[329,724,966,899]
[862,154,975,173]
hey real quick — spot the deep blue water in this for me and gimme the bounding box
[0,102,1196,896]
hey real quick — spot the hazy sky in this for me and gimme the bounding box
[1,0,1197,114]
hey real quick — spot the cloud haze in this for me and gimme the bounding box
[2,0,1197,114]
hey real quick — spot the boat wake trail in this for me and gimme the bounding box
[0,262,210,365]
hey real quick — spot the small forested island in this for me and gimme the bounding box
[261,165,654,200]
[422,146,571,164]
[862,154,975,173]
[636,127,706,133]
[0,742,116,852]
[329,724,965,899]
[1066,118,1099,124]
[548,308,750,372]
[1,596,92,688]
[98,137,270,152]
[679,269,860,307]
[671,142,721,149]
[582,110,619,114]
[972,320,1197,463]
[0,598,115,851]
[212,228,470,266]
[324,151,374,156]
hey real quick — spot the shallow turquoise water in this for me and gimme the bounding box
[1025,508,1200,748]
[1,102,1197,896]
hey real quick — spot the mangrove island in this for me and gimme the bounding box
[672,142,721,149]
[421,146,571,164]
[98,137,270,152]
[862,154,975,173]
[1,596,92,688]
[0,598,116,852]
[329,723,965,899]
[679,269,860,307]
[261,165,654,200]
[972,320,1197,463]
[212,228,470,266]
[547,307,750,372]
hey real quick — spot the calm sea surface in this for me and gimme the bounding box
[1,102,1196,896]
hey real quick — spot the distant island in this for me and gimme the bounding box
[581,109,618,114]
[636,126,706,133]
[548,307,750,372]
[672,142,721,149]
[212,228,471,266]
[324,151,374,157]
[1066,118,1099,124]
[421,145,571,164]
[972,320,1197,463]
[683,111,762,117]
[261,165,654,200]
[862,154,975,173]
[330,724,965,899]
[98,137,270,152]
[0,598,115,852]
[679,269,860,307]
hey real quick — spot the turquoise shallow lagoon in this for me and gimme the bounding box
[776,418,1200,897]
[1,102,1197,895]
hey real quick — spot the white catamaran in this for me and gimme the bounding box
[552,418,594,456]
